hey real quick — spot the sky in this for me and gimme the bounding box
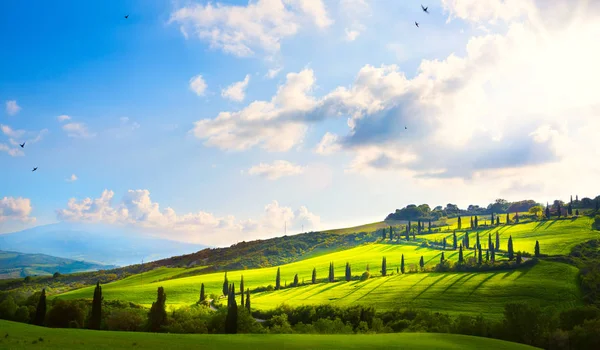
[1,0,599,247]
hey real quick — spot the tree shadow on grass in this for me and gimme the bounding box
[443,273,477,293]
[412,274,450,300]
[514,266,534,280]
[501,269,518,279]
[468,272,500,296]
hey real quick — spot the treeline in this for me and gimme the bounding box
[386,195,600,221]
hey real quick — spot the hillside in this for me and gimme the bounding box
[0,320,539,350]
[0,251,116,280]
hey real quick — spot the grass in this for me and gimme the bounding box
[0,319,539,349]
[55,243,581,319]
[422,217,599,255]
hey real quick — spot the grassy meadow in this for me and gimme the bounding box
[0,320,540,350]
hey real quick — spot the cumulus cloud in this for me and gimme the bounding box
[56,190,320,246]
[63,122,94,138]
[1,124,48,156]
[221,75,251,102]
[191,69,316,151]
[247,160,305,180]
[66,174,78,182]
[0,197,35,223]
[192,0,600,183]
[57,115,71,122]
[5,100,21,116]
[189,74,208,96]
[1,124,25,139]
[340,0,370,41]
[266,67,283,79]
[169,0,332,57]
[315,132,342,155]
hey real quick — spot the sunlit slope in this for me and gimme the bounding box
[423,217,598,255]
[56,245,580,318]
[0,320,539,350]
[250,261,580,318]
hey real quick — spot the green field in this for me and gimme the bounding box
[422,217,599,255]
[0,320,539,349]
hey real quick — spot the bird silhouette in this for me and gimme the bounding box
[415,22,419,28]
[405,126,408,130]
[32,167,38,172]
[20,142,25,148]
[421,5,429,13]
[124,15,129,19]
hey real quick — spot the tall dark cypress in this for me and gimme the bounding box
[275,267,281,290]
[200,283,206,302]
[453,231,457,250]
[535,240,540,257]
[240,275,245,306]
[458,244,464,263]
[381,256,387,276]
[312,267,317,284]
[490,212,494,225]
[486,249,489,262]
[506,212,509,224]
[508,236,514,260]
[476,233,480,250]
[428,219,432,233]
[443,237,447,250]
[34,288,46,326]
[496,232,500,251]
[457,216,462,230]
[516,252,522,264]
[401,254,405,274]
[419,256,424,271]
[491,243,496,262]
[382,228,386,240]
[222,272,229,296]
[148,287,167,332]
[389,226,393,240]
[329,262,335,282]
[293,274,299,286]
[478,245,482,265]
[496,216,500,225]
[345,262,351,281]
[245,288,251,312]
[557,203,562,218]
[89,281,103,330]
[470,216,474,228]
[464,232,470,249]
[405,225,410,241]
[515,212,519,223]
[418,219,422,234]
[225,283,238,334]
[546,203,551,219]
[568,202,573,216]
[474,216,478,228]
[488,233,492,250]
[440,252,445,263]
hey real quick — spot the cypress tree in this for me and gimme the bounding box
[397,267,399,274]
[486,249,489,262]
[506,212,510,224]
[440,252,445,263]
[381,257,387,276]
[458,244,464,263]
[366,263,370,271]
[408,221,412,232]
[34,288,46,326]
[412,231,416,240]
[275,268,281,290]
[464,232,470,249]
[476,233,480,250]
[222,272,229,296]
[490,212,494,225]
[345,262,351,282]
[419,256,424,271]
[405,226,410,241]
[227,284,232,307]
[89,281,103,330]
[293,274,299,286]
[478,245,482,265]
[245,288,251,312]
[200,283,206,303]
[557,203,562,218]
[382,228,386,240]
[418,219,422,233]
[329,262,335,282]
[428,219,432,233]
[453,231,457,250]
[516,252,522,264]
[508,236,514,260]
[457,216,462,230]
[496,232,500,251]
[389,226,393,240]
[225,284,238,334]
[568,202,573,216]
[443,237,447,250]
[240,275,244,306]
[491,244,496,262]
[546,203,550,219]
[312,267,317,284]
[474,216,478,228]
[401,254,405,274]
[535,240,540,257]
[488,233,492,251]
[470,216,474,228]
[515,212,519,223]
[148,286,167,332]
[496,216,500,225]
[576,209,580,216]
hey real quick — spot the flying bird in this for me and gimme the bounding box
[20,142,25,148]
[421,5,429,13]
[405,126,408,130]
[124,15,129,19]
[415,21,419,28]
[32,167,38,172]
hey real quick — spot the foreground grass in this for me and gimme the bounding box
[0,320,539,350]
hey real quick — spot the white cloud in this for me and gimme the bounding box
[315,132,341,155]
[57,115,71,122]
[266,67,283,79]
[191,69,316,151]
[344,28,360,41]
[169,0,332,57]
[63,122,94,138]
[0,124,25,139]
[0,143,24,157]
[247,160,305,180]
[5,100,21,116]
[56,189,320,246]
[0,197,35,223]
[221,74,251,102]
[340,0,370,41]
[189,74,208,96]
[1,125,48,155]
[66,174,78,182]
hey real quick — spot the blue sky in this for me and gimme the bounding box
[2,0,599,246]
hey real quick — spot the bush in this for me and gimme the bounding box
[46,300,86,329]
[360,271,371,281]
[269,314,293,334]
[164,306,209,334]
[106,309,146,332]
[0,296,17,320]
[14,306,30,323]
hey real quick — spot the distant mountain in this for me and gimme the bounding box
[0,222,208,267]
[0,250,117,279]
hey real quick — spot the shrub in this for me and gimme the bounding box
[269,314,293,334]
[14,306,30,323]
[164,306,209,334]
[106,309,146,332]
[46,300,85,329]
[0,296,17,320]
[360,271,371,281]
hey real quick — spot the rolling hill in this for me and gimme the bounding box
[0,319,539,350]
[0,251,116,279]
